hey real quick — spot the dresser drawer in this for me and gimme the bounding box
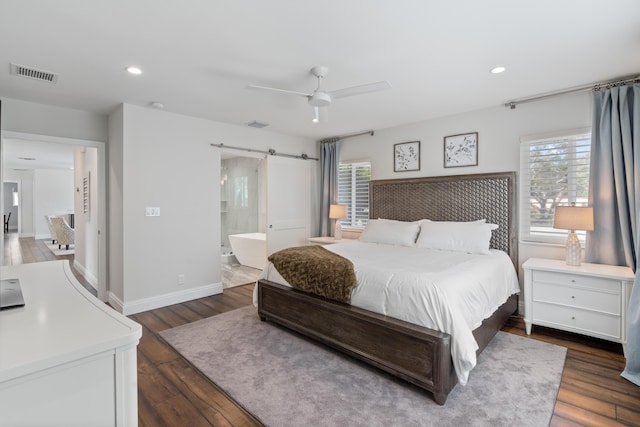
[532,281,621,315]
[532,301,621,339]
[533,270,620,292]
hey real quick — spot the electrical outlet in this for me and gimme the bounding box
[177,274,185,285]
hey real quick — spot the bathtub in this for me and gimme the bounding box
[228,232,267,270]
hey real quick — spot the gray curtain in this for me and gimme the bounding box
[585,83,640,386]
[319,138,341,237]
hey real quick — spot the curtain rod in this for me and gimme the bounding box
[504,75,640,109]
[210,143,318,161]
[320,129,374,143]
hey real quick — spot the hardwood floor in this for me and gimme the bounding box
[504,319,640,426]
[4,232,639,426]
[2,231,95,295]
[130,285,261,427]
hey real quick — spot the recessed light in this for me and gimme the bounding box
[126,66,143,75]
[490,66,506,74]
[149,101,164,109]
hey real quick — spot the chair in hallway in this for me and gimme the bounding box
[50,216,74,250]
[4,212,10,233]
[45,215,58,244]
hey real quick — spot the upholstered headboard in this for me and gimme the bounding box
[369,172,517,267]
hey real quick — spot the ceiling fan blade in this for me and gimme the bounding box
[245,84,310,98]
[328,81,391,99]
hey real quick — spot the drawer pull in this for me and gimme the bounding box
[571,316,575,320]
[571,295,575,299]
[571,279,576,283]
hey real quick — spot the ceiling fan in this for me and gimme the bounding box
[246,66,391,122]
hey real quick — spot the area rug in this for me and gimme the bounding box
[45,241,74,256]
[160,306,566,427]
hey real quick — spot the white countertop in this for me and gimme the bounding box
[523,257,635,280]
[0,261,142,383]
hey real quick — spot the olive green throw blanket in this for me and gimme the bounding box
[268,245,357,303]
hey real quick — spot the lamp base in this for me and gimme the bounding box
[334,220,342,240]
[565,230,582,266]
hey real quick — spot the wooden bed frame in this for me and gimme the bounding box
[257,172,518,405]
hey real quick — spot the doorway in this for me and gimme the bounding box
[220,152,264,288]
[217,150,312,288]
[2,181,19,233]
[1,131,107,301]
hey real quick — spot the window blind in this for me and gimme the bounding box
[338,161,371,228]
[519,132,591,243]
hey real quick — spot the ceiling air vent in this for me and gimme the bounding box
[10,63,59,83]
[247,120,269,129]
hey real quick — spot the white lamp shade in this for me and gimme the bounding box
[553,206,594,231]
[329,204,347,219]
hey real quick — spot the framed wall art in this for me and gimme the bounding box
[83,173,90,215]
[444,132,478,168]
[394,141,420,172]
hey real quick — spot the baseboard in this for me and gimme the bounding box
[73,260,98,291]
[112,282,224,315]
[108,292,125,313]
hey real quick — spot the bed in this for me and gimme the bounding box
[256,172,519,405]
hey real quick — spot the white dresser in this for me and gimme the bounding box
[523,258,634,354]
[0,261,142,426]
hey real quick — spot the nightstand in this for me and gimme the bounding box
[523,258,634,355]
[307,236,352,245]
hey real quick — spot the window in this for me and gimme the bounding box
[338,161,371,229]
[232,175,249,208]
[520,129,591,243]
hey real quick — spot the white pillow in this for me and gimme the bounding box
[359,219,420,247]
[415,220,493,254]
[417,218,498,230]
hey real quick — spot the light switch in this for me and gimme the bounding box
[145,207,160,217]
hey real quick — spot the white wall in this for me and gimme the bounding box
[34,169,74,239]
[2,170,34,236]
[340,91,593,275]
[109,104,316,313]
[2,98,108,142]
[108,105,125,302]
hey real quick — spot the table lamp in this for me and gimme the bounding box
[553,203,594,266]
[329,204,347,240]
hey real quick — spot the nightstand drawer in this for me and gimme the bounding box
[532,302,621,339]
[532,281,620,315]
[533,270,620,292]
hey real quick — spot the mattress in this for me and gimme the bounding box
[254,240,520,385]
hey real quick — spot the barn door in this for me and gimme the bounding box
[266,155,310,255]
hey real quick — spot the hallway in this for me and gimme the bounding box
[2,231,96,296]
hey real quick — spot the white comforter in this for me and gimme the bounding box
[254,240,520,385]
